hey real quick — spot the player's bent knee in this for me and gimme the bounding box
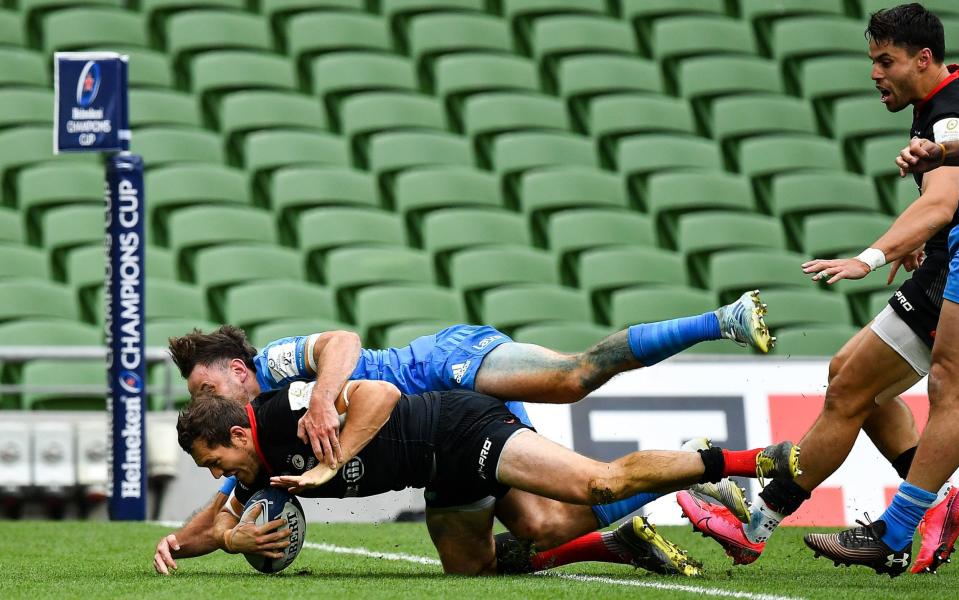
[827,352,848,383]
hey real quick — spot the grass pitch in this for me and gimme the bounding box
[2,520,956,600]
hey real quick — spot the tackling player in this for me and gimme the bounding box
[177,379,801,575]
[154,291,771,574]
[679,4,959,573]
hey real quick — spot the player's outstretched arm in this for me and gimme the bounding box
[273,380,400,494]
[215,497,291,558]
[897,138,959,175]
[802,166,959,284]
[299,330,362,468]
[153,492,228,575]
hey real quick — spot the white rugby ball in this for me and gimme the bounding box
[240,488,306,573]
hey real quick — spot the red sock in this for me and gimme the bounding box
[722,448,761,477]
[529,532,626,572]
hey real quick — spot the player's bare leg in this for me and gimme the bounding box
[426,504,497,575]
[475,291,773,404]
[493,490,598,550]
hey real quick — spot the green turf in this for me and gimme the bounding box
[1,521,956,600]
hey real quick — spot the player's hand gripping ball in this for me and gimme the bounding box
[240,488,306,573]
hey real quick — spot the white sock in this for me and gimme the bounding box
[744,497,785,544]
[929,482,953,509]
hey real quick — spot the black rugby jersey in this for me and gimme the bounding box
[232,387,440,505]
[890,66,959,344]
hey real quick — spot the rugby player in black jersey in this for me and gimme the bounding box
[176,380,800,576]
[681,3,959,575]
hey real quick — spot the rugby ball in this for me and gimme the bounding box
[240,488,306,573]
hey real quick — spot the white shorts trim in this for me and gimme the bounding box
[870,305,931,376]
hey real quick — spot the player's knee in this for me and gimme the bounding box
[822,376,874,421]
[927,361,959,408]
[827,351,848,383]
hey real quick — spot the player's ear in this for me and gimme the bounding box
[228,358,248,380]
[229,425,250,447]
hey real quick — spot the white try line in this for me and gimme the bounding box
[149,522,802,600]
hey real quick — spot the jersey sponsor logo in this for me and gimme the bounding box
[472,335,502,350]
[342,457,364,483]
[934,118,959,143]
[291,454,305,470]
[451,360,471,384]
[895,291,914,311]
[287,381,314,411]
[477,437,493,479]
[266,342,299,383]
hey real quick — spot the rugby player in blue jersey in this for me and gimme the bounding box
[153,292,773,575]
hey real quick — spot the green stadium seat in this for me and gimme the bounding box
[0,208,23,244]
[895,176,919,215]
[287,12,391,77]
[0,9,24,48]
[250,317,354,349]
[354,284,465,345]
[262,0,365,51]
[432,54,539,129]
[394,166,501,244]
[799,56,876,130]
[771,324,860,357]
[739,0,845,56]
[757,288,853,330]
[554,55,662,129]
[615,134,723,196]
[608,285,717,329]
[0,127,96,205]
[63,244,105,316]
[621,0,725,45]
[677,211,786,287]
[145,279,208,321]
[500,0,607,54]
[512,321,611,353]
[193,243,305,319]
[528,15,637,89]
[244,130,349,204]
[17,164,102,239]
[166,206,277,278]
[327,246,434,320]
[219,90,328,164]
[131,127,224,170]
[770,17,866,91]
[146,165,250,245]
[645,171,755,248]
[41,8,146,53]
[461,92,570,161]
[367,131,473,190]
[862,134,911,211]
[579,246,688,320]
[383,0,485,52]
[102,48,174,89]
[838,269,910,326]
[676,56,783,131]
[140,0,245,47]
[707,249,814,303]
[710,95,818,157]
[21,360,105,410]
[547,209,655,284]
[0,89,52,131]
[868,289,896,321]
[407,13,513,79]
[770,172,882,248]
[298,207,406,280]
[480,284,592,333]
[585,94,696,164]
[448,246,557,317]
[146,318,219,350]
[338,92,447,163]
[129,89,201,128]
[650,16,756,90]
[381,320,459,348]
[802,211,893,258]
[146,245,177,281]
[310,52,418,119]
[189,51,297,122]
[0,318,100,345]
[40,205,102,277]
[272,167,378,243]
[421,208,529,282]
[0,279,79,322]
[0,244,49,281]
[165,10,272,74]
[0,48,48,88]
[223,281,336,330]
[861,0,959,18]
[488,131,597,191]
[518,166,628,246]
[738,135,843,204]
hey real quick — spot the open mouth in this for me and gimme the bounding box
[877,85,892,103]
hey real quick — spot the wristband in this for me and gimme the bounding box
[940,143,949,167]
[856,248,886,271]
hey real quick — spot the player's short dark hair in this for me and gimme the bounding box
[167,324,257,379]
[176,387,250,453]
[866,3,945,63]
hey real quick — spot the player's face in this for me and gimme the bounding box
[187,363,254,402]
[870,40,925,112]
[191,438,260,485]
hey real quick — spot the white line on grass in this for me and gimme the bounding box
[149,522,803,600]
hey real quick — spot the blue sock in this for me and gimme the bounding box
[627,312,721,366]
[880,481,938,550]
[592,492,663,527]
